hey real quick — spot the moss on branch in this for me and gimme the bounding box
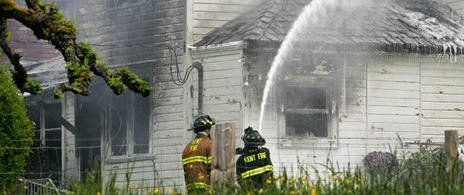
[0,0,152,98]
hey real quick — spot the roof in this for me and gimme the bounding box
[193,0,464,54]
[24,56,67,90]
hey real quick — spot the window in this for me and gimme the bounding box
[280,75,339,140]
[25,99,62,180]
[109,91,150,156]
[26,102,62,146]
[285,86,328,137]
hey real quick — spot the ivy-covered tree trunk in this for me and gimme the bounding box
[0,66,34,188]
[0,0,152,98]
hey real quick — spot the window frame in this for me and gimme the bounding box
[103,68,153,158]
[277,75,340,148]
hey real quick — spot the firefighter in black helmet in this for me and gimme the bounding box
[182,115,215,194]
[236,126,273,188]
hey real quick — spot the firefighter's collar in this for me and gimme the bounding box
[197,131,209,137]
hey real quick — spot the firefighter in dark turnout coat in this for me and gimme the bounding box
[182,115,215,194]
[236,127,273,187]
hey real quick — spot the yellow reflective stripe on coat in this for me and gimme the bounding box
[182,156,211,165]
[241,165,274,179]
[186,182,209,190]
[207,156,212,164]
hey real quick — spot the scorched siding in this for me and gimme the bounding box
[191,0,265,42]
[244,53,464,176]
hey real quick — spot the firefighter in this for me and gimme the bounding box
[236,126,274,188]
[182,115,215,194]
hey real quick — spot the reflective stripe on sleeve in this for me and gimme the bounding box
[241,165,274,179]
[182,156,211,165]
[186,182,209,191]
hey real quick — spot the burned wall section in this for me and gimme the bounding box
[76,0,185,187]
[241,41,278,133]
[74,78,105,179]
[24,91,63,183]
[243,40,347,140]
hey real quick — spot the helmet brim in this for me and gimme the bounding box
[187,123,214,131]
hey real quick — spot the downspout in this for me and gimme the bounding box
[169,60,203,115]
[192,61,203,115]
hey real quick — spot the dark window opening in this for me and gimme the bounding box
[76,86,103,178]
[108,89,150,156]
[110,92,128,156]
[284,82,336,138]
[45,103,61,129]
[286,113,328,137]
[286,86,326,109]
[24,102,62,181]
[133,94,150,154]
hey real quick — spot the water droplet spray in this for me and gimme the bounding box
[258,0,338,131]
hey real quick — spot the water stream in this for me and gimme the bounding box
[258,0,338,131]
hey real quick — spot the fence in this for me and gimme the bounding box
[18,178,61,195]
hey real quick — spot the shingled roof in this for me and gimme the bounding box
[24,57,67,90]
[194,0,464,54]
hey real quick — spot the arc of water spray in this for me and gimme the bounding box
[258,0,337,131]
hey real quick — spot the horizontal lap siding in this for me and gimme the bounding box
[336,60,368,167]
[421,60,464,142]
[191,49,243,127]
[366,59,421,155]
[251,56,452,177]
[251,57,372,176]
[104,160,162,188]
[152,73,184,189]
[242,47,464,178]
[192,0,264,42]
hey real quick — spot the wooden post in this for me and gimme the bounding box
[210,123,236,187]
[445,130,459,183]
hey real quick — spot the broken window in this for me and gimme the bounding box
[133,94,150,154]
[25,98,62,180]
[281,72,339,139]
[285,86,328,137]
[109,91,150,156]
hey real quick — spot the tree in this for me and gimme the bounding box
[0,0,152,98]
[0,66,34,188]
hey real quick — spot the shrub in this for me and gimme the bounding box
[363,151,398,177]
[0,67,35,188]
[399,147,445,186]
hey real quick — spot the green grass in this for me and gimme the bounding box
[3,146,464,194]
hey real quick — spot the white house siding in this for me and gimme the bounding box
[190,0,265,43]
[104,161,156,185]
[421,57,464,142]
[366,56,421,152]
[152,77,185,189]
[245,53,464,177]
[189,42,245,136]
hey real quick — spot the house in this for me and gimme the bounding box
[6,0,265,189]
[190,0,464,180]
[5,0,464,192]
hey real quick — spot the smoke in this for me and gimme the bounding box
[258,0,376,131]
